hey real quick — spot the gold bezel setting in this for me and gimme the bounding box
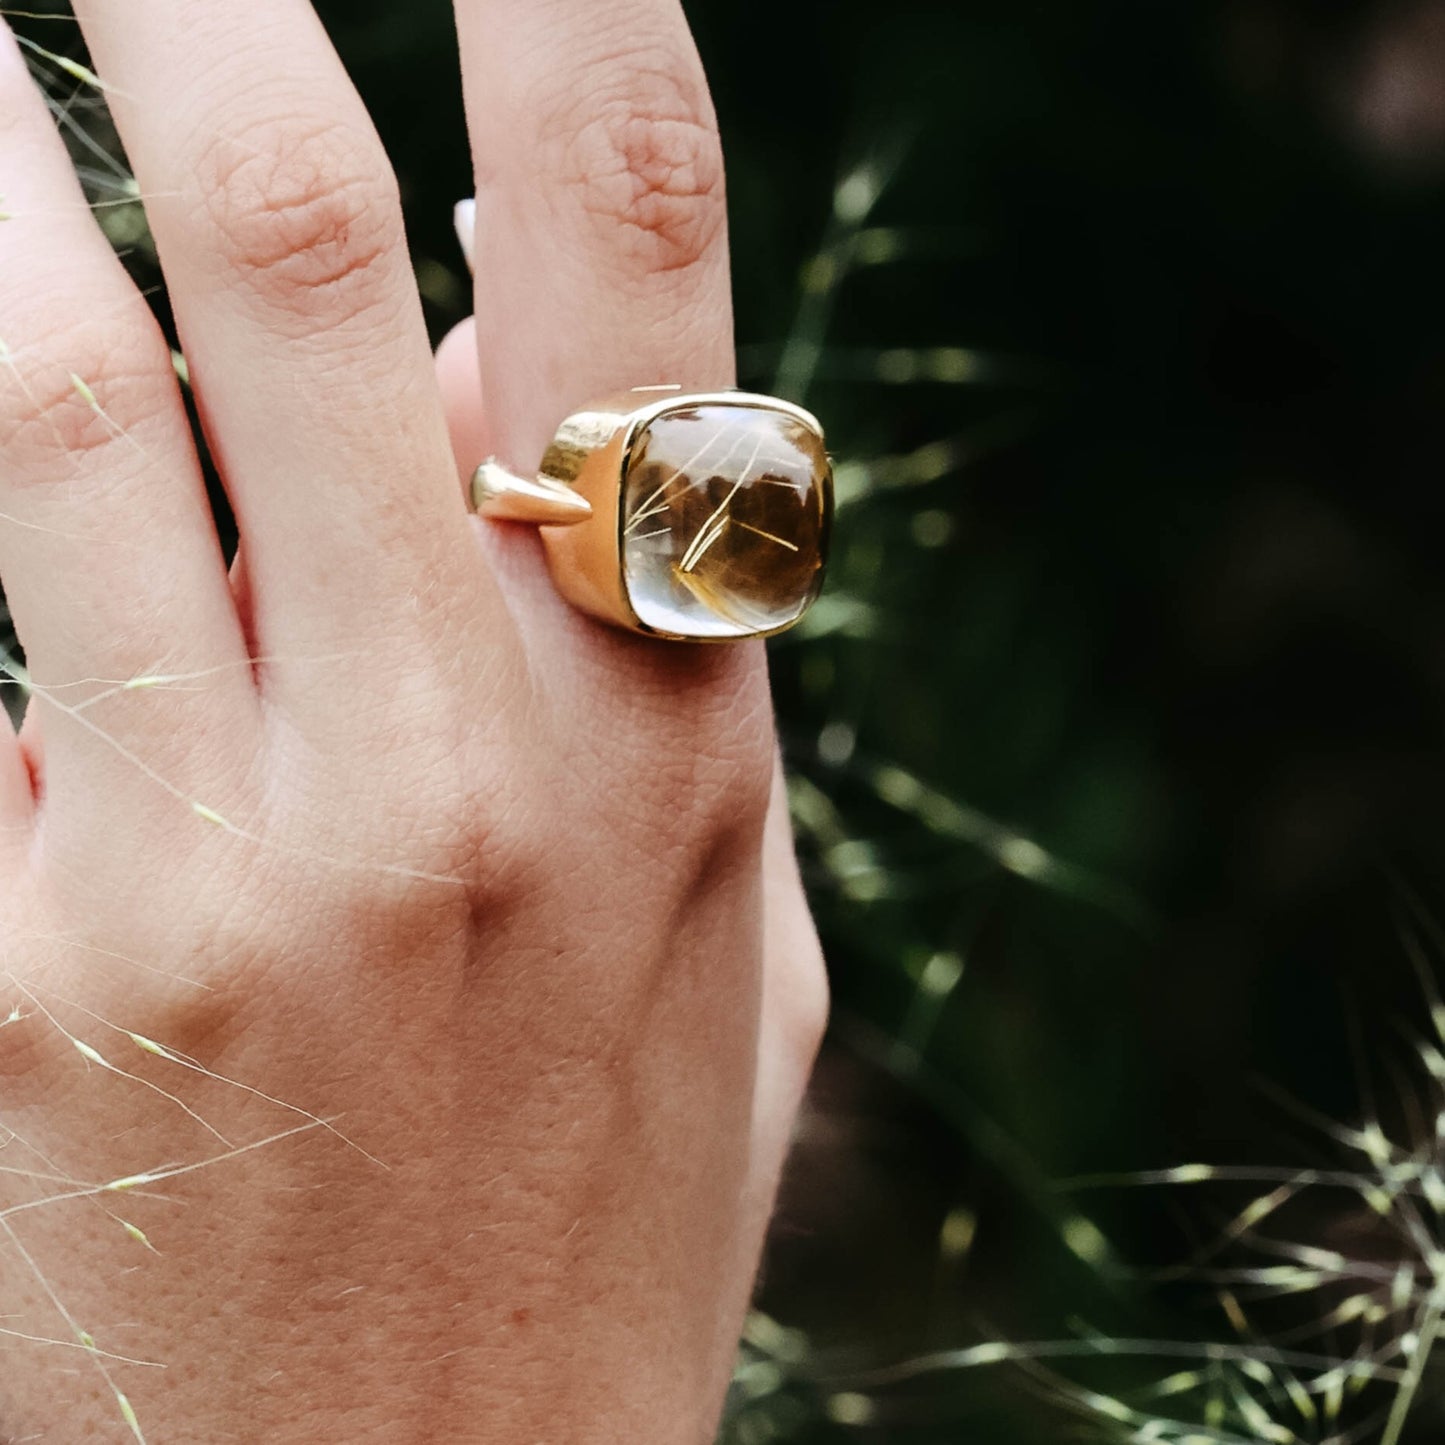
[472,387,834,642]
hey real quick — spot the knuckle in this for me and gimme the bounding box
[594,651,778,851]
[191,116,400,325]
[714,712,781,828]
[659,680,778,835]
[0,295,172,471]
[541,60,726,281]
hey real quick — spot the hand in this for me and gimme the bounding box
[0,3,826,1440]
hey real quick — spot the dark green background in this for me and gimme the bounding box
[375,5,1445,1438]
[14,1,1445,1439]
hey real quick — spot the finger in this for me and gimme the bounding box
[751,757,828,1197]
[451,0,773,787]
[70,1,516,713]
[453,0,736,473]
[436,316,485,487]
[0,24,257,833]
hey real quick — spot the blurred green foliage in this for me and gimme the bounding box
[698,5,1445,1439]
[11,0,1445,1438]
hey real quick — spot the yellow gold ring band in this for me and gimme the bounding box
[468,387,834,642]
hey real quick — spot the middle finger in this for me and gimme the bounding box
[71,0,517,713]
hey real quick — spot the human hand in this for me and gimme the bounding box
[0,2,826,1440]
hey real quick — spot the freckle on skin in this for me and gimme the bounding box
[511,1307,530,1327]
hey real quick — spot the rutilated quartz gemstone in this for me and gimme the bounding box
[620,402,831,639]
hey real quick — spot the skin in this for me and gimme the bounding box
[0,3,827,1440]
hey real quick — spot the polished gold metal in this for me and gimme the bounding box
[470,462,593,524]
[467,388,833,641]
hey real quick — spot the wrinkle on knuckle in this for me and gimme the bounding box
[190,116,400,326]
[0,302,172,472]
[540,64,726,280]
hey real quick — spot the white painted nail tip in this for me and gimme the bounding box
[453,198,477,274]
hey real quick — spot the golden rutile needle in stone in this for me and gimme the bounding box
[469,389,833,640]
[620,403,831,639]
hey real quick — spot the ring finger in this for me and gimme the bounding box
[0,23,257,840]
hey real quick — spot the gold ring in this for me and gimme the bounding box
[469,387,833,641]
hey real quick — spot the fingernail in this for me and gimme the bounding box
[454,198,476,276]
